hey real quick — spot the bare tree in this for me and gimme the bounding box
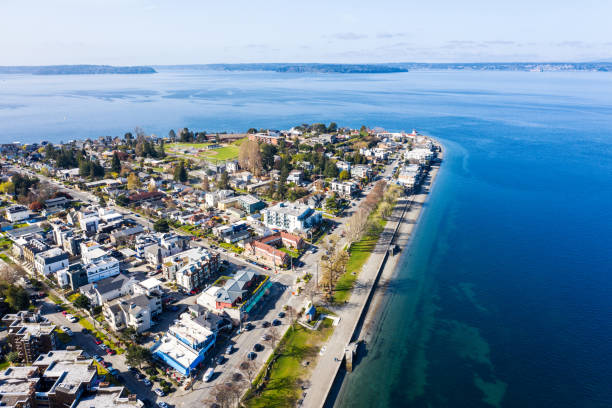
[240,360,258,385]
[0,265,23,285]
[266,327,282,349]
[238,140,263,176]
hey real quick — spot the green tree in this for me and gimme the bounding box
[173,161,188,183]
[328,122,338,132]
[74,294,91,309]
[324,162,339,179]
[111,152,122,173]
[216,171,229,189]
[158,140,166,158]
[125,345,152,369]
[168,129,176,140]
[3,285,30,311]
[0,181,15,195]
[6,351,20,365]
[115,194,129,206]
[154,218,170,233]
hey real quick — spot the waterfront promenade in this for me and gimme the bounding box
[301,158,442,408]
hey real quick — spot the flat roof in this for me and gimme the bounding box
[153,334,200,370]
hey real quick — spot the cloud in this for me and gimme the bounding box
[326,32,368,41]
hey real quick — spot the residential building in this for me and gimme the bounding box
[151,312,217,376]
[2,311,57,364]
[351,164,372,180]
[5,205,31,222]
[213,221,250,244]
[110,225,145,245]
[103,293,160,333]
[79,274,136,307]
[330,180,358,197]
[262,202,323,235]
[127,191,165,206]
[287,170,303,184]
[237,194,266,214]
[143,233,189,265]
[248,132,280,145]
[162,247,219,291]
[80,241,120,283]
[197,269,271,322]
[34,248,69,276]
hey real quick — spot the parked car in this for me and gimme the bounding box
[262,321,270,328]
[106,348,116,355]
[143,378,152,386]
[253,343,264,352]
[278,312,286,318]
[247,352,257,360]
[225,345,234,354]
[272,319,281,326]
[158,402,169,408]
[61,326,73,336]
[204,367,214,382]
[93,354,102,362]
[261,334,271,341]
[216,355,225,365]
[101,361,111,368]
[245,322,255,331]
[94,339,103,345]
[108,368,119,376]
[153,388,165,397]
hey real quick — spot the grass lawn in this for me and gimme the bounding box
[79,318,125,355]
[333,216,387,304]
[219,242,244,253]
[0,361,10,370]
[47,293,64,305]
[279,247,299,258]
[67,293,79,302]
[167,142,240,163]
[244,322,334,408]
[0,253,14,265]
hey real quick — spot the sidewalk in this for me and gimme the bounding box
[301,162,440,408]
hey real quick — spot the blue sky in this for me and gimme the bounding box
[1,0,610,64]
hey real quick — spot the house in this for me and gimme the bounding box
[213,221,250,244]
[143,233,189,265]
[262,202,322,235]
[287,170,303,184]
[351,164,372,180]
[103,293,161,333]
[205,189,234,208]
[127,191,165,206]
[162,247,219,291]
[196,269,271,323]
[330,180,358,197]
[151,312,217,376]
[110,225,145,245]
[79,274,136,307]
[80,241,120,283]
[5,205,32,222]
[2,311,57,364]
[34,248,69,276]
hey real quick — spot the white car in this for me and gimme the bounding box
[60,326,74,336]
[65,314,78,323]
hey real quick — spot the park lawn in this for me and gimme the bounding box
[244,322,334,408]
[167,142,212,149]
[201,144,240,163]
[333,216,387,304]
[0,361,10,370]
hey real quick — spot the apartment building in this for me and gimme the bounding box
[2,311,57,364]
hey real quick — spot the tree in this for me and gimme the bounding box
[111,152,122,173]
[127,173,141,190]
[116,194,129,206]
[240,360,257,385]
[339,170,350,181]
[238,140,262,175]
[246,128,257,134]
[148,179,157,192]
[0,181,15,195]
[168,129,176,140]
[216,171,229,189]
[29,201,43,211]
[125,345,152,369]
[158,139,166,158]
[6,351,20,365]
[324,162,339,179]
[202,176,209,192]
[328,122,338,132]
[3,285,30,311]
[173,161,188,183]
[154,218,169,233]
[73,294,91,310]
[260,144,277,170]
[98,194,107,207]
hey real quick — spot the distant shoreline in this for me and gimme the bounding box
[0,65,156,75]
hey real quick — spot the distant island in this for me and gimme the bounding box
[157,63,408,74]
[0,65,157,75]
[158,62,612,73]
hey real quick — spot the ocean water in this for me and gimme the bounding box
[1,69,612,407]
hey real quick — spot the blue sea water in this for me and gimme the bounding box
[1,69,611,407]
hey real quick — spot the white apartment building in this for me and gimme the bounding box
[80,241,119,283]
[262,202,322,234]
[5,205,32,222]
[34,248,69,276]
[330,180,358,197]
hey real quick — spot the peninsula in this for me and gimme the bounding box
[0,65,157,75]
[0,124,439,408]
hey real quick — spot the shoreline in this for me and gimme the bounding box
[302,141,444,408]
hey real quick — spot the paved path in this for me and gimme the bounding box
[301,161,441,408]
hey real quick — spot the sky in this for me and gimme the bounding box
[1,0,611,65]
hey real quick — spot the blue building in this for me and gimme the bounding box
[151,313,217,376]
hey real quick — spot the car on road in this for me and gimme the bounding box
[262,321,270,328]
[108,368,119,376]
[135,373,145,380]
[94,339,103,345]
[225,345,234,354]
[143,378,152,386]
[60,326,73,336]
[253,343,264,352]
[272,319,281,326]
[278,312,286,318]
[247,352,257,360]
[216,355,225,365]
[105,348,116,355]
[61,310,68,315]
[261,334,271,341]
[245,322,255,331]
[153,388,165,397]
[101,361,111,368]
[157,402,169,408]
[93,355,102,362]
